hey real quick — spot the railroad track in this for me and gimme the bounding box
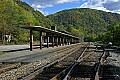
[0,43,88,80]
[0,62,29,74]
[18,43,89,80]
[63,46,107,80]
[99,64,118,80]
[98,52,120,80]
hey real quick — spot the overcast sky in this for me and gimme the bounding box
[21,0,120,15]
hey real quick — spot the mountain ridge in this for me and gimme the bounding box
[47,8,120,40]
[0,0,120,44]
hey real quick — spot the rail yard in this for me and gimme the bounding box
[0,42,120,80]
[1,0,120,80]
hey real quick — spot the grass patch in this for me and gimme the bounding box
[0,52,6,55]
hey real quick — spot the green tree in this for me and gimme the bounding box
[57,25,65,31]
[71,27,84,41]
[97,22,120,46]
[66,24,73,32]
[107,22,120,45]
[0,0,53,44]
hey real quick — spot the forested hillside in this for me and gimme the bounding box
[0,0,120,45]
[0,0,53,44]
[48,8,120,41]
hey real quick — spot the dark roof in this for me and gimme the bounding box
[20,26,79,39]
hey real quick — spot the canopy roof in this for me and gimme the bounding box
[21,26,79,39]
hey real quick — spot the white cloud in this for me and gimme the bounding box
[37,9,49,16]
[32,4,53,9]
[105,0,119,2]
[30,0,79,15]
[57,0,78,4]
[30,0,78,9]
[32,4,44,8]
[80,0,120,14]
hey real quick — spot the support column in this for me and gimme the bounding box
[64,38,66,45]
[56,37,58,47]
[71,38,73,44]
[47,36,49,48]
[62,37,64,46]
[74,39,76,44]
[73,38,74,44]
[66,38,68,45]
[30,30,33,51]
[70,38,71,44]
[75,39,76,44]
[40,31,42,49]
[75,39,77,44]
[78,39,79,43]
[59,37,61,46]
[52,34,54,47]
[68,38,70,45]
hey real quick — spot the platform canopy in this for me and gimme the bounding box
[21,26,79,39]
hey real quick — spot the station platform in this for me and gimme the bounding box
[0,44,76,62]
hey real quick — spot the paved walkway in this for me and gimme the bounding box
[0,44,73,62]
[0,45,30,52]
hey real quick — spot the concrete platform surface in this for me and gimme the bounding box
[0,44,73,62]
[0,45,30,52]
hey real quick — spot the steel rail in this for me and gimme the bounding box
[50,43,89,80]
[63,44,88,80]
[19,44,81,80]
[63,43,107,80]
[94,49,106,80]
